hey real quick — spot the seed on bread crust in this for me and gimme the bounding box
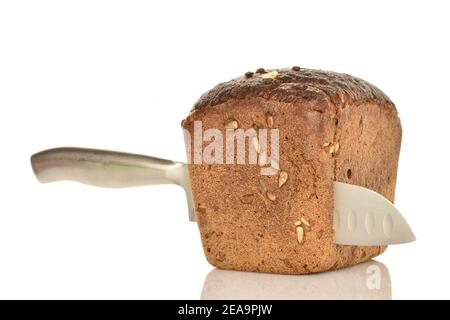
[296,226,304,244]
[278,171,288,187]
[260,70,279,79]
[326,142,340,154]
[266,191,276,201]
[252,136,260,153]
[224,119,239,129]
[333,143,340,153]
[294,220,302,227]
[300,217,310,227]
[258,153,267,167]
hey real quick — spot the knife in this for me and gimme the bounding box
[30,147,415,246]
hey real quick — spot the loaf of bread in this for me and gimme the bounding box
[181,67,401,274]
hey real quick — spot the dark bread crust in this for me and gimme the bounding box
[192,68,394,111]
[183,67,401,274]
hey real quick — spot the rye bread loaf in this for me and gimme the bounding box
[181,67,401,274]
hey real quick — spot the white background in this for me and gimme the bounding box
[0,0,448,299]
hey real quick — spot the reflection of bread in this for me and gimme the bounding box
[201,261,391,300]
[182,68,401,274]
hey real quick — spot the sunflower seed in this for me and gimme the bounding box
[300,217,310,227]
[278,171,288,187]
[252,136,260,153]
[328,142,340,154]
[296,226,304,244]
[258,153,267,167]
[260,70,279,79]
[224,119,238,129]
[333,142,340,153]
[266,191,276,201]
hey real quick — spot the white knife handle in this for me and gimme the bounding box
[31,147,186,188]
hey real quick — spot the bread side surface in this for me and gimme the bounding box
[332,100,401,268]
[182,67,401,274]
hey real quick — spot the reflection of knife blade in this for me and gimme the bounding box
[31,147,415,246]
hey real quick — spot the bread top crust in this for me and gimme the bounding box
[192,67,395,112]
